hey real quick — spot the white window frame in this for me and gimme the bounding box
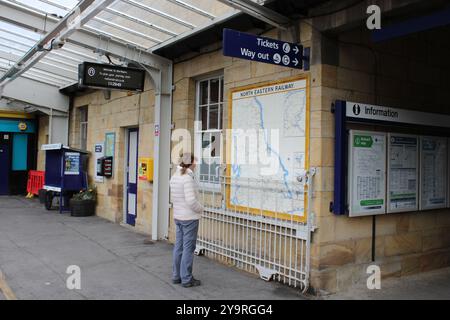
[194,73,224,191]
[79,106,88,151]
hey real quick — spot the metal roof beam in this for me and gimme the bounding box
[0,0,172,85]
[166,0,215,20]
[0,26,99,62]
[0,50,77,81]
[91,17,163,44]
[0,70,69,110]
[217,0,292,30]
[121,0,195,29]
[104,7,178,37]
[0,0,102,86]
[0,36,81,70]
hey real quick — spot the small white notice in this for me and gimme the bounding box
[349,130,387,217]
[420,136,448,210]
[94,143,104,183]
[387,134,419,213]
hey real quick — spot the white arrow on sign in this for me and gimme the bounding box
[293,58,299,66]
[293,46,300,55]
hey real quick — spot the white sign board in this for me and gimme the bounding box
[64,152,80,176]
[387,134,419,213]
[228,77,308,222]
[420,136,448,210]
[348,130,386,217]
[94,143,105,183]
[346,101,450,128]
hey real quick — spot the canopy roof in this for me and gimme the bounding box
[0,0,239,89]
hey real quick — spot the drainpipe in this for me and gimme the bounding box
[49,108,53,144]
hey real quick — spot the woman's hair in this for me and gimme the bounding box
[179,153,195,175]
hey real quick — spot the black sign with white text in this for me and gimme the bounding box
[79,62,146,92]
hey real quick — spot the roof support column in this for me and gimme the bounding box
[141,64,173,241]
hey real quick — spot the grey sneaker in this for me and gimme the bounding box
[182,278,201,288]
[172,279,181,284]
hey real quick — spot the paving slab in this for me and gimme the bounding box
[0,197,304,300]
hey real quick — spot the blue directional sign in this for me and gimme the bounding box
[223,28,304,69]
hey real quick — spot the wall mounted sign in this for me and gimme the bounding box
[223,29,307,70]
[105,133,115,158]
[346,101,450,128]
[334,100,450,216]
[348,130,387,217]
[387,134,419,213]
[227,76,309,223]
[420,136,448,210]
[79,62,146,92]
[64,152,80,176]
[18,122,27,131]
[94,143,105,183]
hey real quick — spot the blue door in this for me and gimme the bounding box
[126,129,139,226]
[0,143,10,195]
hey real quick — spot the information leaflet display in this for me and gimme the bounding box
[387,134,419,213]
[64,152,80,176]
[420,136,448,210]
[349,131,387,217]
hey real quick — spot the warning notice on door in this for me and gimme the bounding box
[349,131,386,217]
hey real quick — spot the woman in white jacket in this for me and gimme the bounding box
[170,153,204,288]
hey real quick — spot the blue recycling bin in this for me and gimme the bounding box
[42,144,89,213]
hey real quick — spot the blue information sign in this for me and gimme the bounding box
[223,29,304,69]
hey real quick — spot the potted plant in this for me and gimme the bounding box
[70,185,97,217]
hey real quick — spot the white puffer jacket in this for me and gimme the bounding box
[170,166,204,221]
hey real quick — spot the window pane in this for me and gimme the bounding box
[219,104,223,130]
[210,133,221,157]
[202,133,211,153]
[220,78,224,103]
[200,106,208,130]
[209,104,219,130]
[211,163,219,182]
[200,163,209,182]
[200,81,209,105]
[210,78,220,104]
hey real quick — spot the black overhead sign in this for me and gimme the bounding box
[79,62,146,92]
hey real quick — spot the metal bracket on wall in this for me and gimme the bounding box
[303,47,311,71]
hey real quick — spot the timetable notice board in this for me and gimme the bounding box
[387,134,419,213]
[348,131,387,217]
[420,136,448,210]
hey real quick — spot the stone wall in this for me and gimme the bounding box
[71,77,156,233]
[67,13,450,294]
[310,25,450,294]
[168,24,316,242]
[36,115,49,171]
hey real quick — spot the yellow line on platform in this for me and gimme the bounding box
[0,270,17,300]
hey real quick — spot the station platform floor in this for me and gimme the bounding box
[0,196,449,300]
[0,197,304,300]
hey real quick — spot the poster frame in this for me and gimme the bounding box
[387,133,420,214]
[419,135,448,211]
[225,75,310,223]
[348,130,387,217]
